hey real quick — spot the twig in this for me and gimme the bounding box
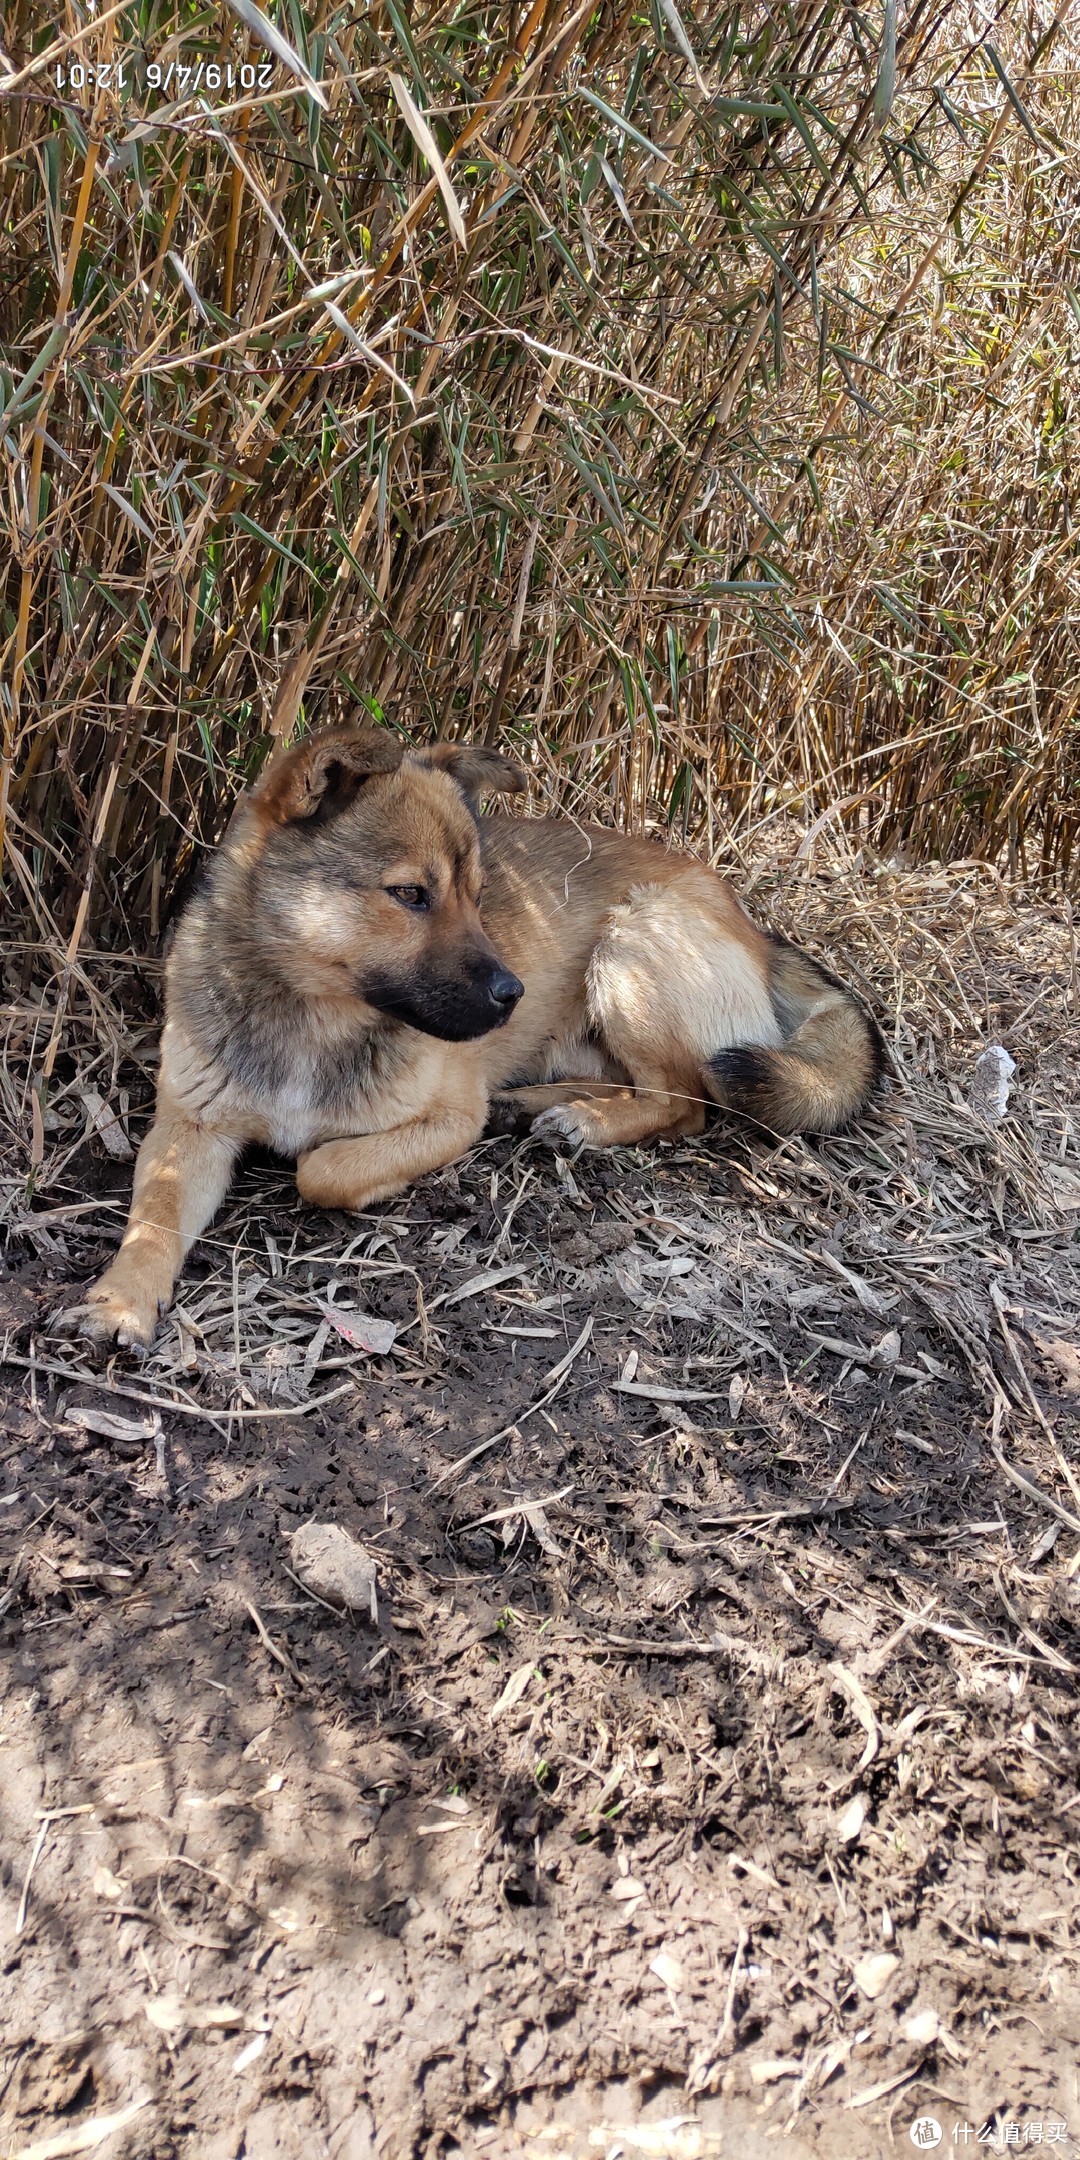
[991,1442,1080,1538]
[4,1347,353,1426]
[15,1805,95,1932]
[720,1926,750,2052]
[592,1631,780,1677]
[243,1599,306,1690]
[15,1819,50,1934]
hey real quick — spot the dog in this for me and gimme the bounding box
[65,725,884,1348]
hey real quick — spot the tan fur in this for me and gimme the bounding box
[62,727,883,1349]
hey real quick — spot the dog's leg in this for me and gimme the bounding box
[490,1080,628,1130]
[64,1108,239,1349]
[521,872,789,1152]
[523,1072,706,1150]
[491,1078,699,1146]
[297,1103,485,1211]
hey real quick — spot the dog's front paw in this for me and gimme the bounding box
[53,1280,158,1353]
[486,1093,534,1137]
[530,1103,596,1150]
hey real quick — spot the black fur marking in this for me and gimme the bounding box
[361,957,522,1041]
[765,930,891,1081]
[708,1045,778,1110]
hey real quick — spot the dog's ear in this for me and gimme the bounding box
[252,727,404,826]
[412,743,527,811]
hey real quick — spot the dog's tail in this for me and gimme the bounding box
[702,938,886,1136]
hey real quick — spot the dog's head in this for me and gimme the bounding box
[237,726,527,1039]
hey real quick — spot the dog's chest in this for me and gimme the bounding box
[264,1033,380,1153]
[167,1000,410,1157]
[266,1082,328,1157]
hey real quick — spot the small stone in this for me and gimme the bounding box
[290,1522,378,1616]
[854,1951,899,2000]
[903,2007,940,2046]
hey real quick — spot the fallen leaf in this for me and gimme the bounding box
[812,2035,853,2088]
[750,2058,802,2086]
[317,1304,397,1355]
[57,1562,133,1590]
[66,1405,159,1444]
[848,2066,919,2109]
[1044,1165,1080,1212]
[836,1793,867,1843]
[80,1088,133,1160]
[8,2094,155,2160]
[868,1328,901,1370]
[145,1994,245,2035]
[488,1661,537,1723]
[829,1666,880,1772]
[433,1263,529,1309]
[521,1501,564,1558]
[1033,1335,1080,1391]
[612,1381,723,1403]
[232,2031,267,2075]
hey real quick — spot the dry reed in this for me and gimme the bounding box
[0,0,1077,972]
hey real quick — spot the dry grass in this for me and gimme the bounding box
[1,847,1078,2152]
[4,16,1080,2136]
[5,832,1080,1424]
[1,0,1078,993]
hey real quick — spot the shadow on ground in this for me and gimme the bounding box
[1,859,1079,2159]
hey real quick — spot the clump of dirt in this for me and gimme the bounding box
[1,855,1079,2158]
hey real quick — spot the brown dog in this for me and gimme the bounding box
[66,726,883,1348]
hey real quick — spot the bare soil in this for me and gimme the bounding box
[1,855,1079,2159]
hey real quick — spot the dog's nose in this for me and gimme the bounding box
[489,968,524,1012]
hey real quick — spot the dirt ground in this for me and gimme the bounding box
[1,850,1079,2160]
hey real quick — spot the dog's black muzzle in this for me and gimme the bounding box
[362,956,524,1041]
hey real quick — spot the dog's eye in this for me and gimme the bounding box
[386,884,431,912]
